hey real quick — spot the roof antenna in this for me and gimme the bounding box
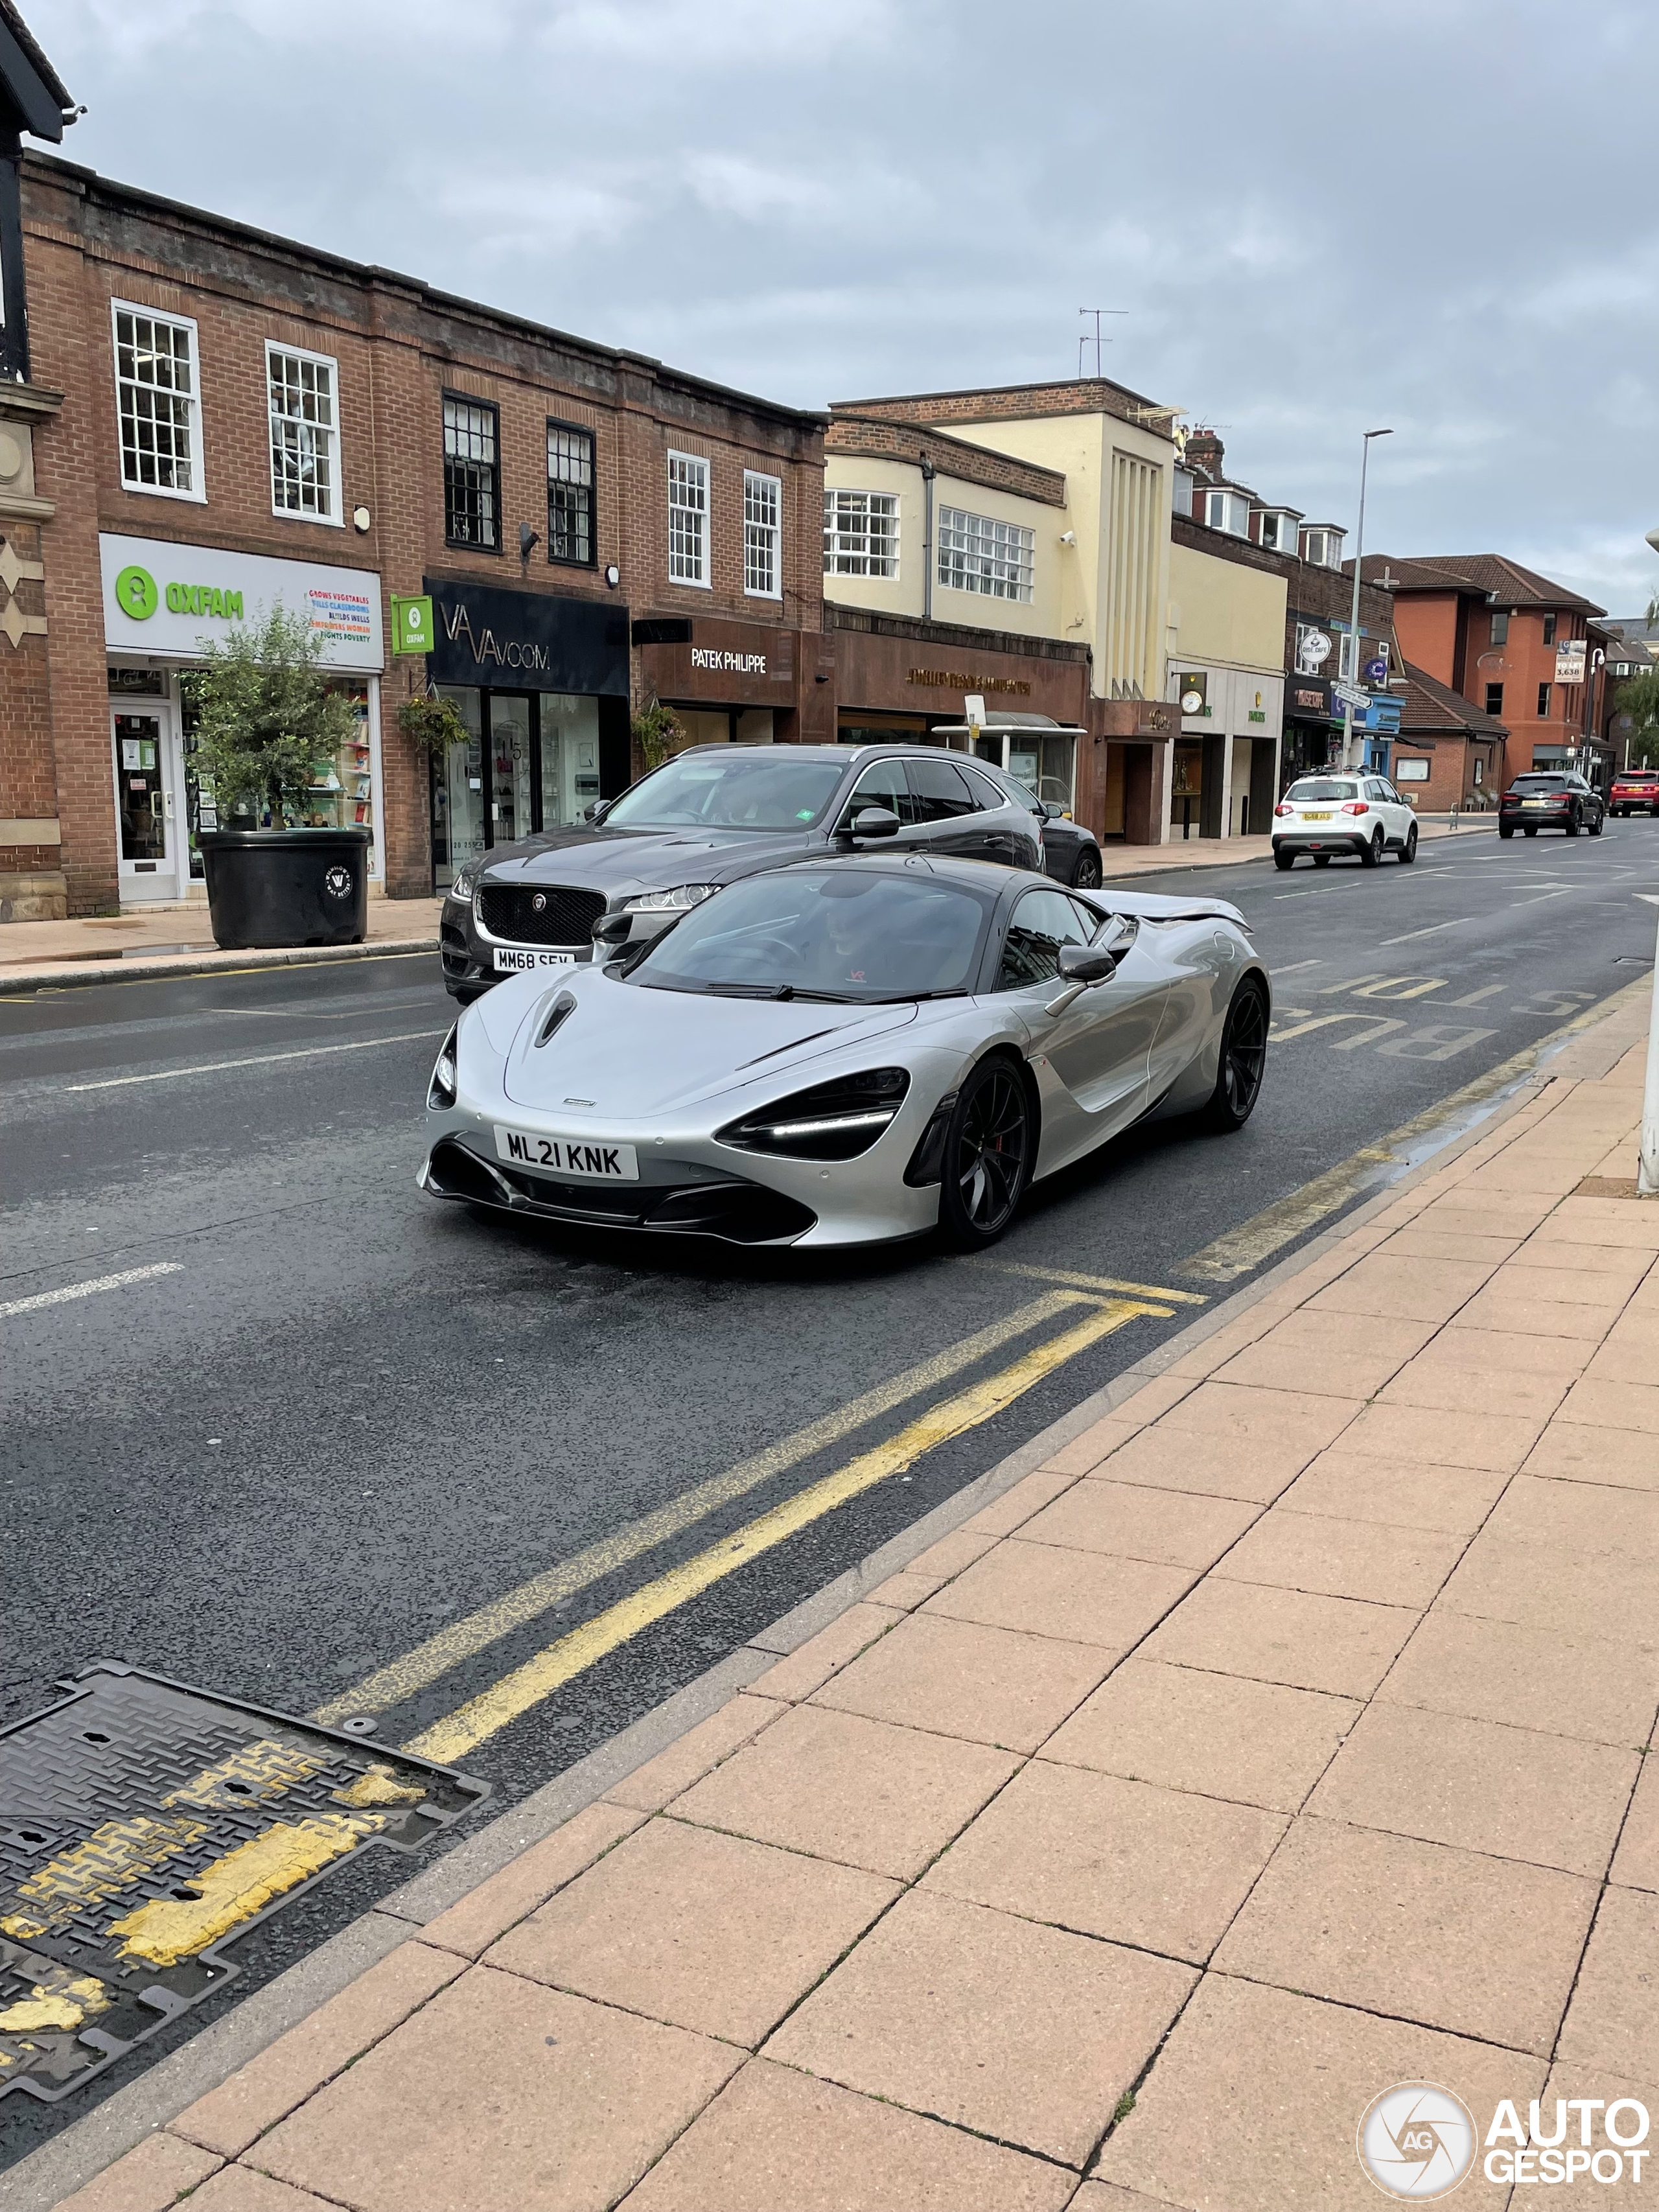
[1077,307,1128,379]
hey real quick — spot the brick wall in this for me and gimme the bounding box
[17,152,827,909]
[826,413,1067,506]
[839,377,1172,434]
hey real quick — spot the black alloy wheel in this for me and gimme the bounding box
[1399,823,1419,864]
[1073,848,1104,891]
[1360,827,1384,867]
[938,1058,1032,1248]
[1201,975,1270,1133]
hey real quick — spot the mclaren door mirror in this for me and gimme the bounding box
[591,911,632,946]
[1056,941,1120,986]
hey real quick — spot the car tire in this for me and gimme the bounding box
[936,1056,1034,1250]
[1072,848,1104,891]
[1500,825,1514,839]
[1200,974,1270,1134]
[1566,814,1579,835]
[1590,813,1603,837]
[1398,824,1418,864]
[1273,847,1295,870]
[1360,828,1383,867]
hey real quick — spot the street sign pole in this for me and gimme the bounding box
[1343,430,1392,768]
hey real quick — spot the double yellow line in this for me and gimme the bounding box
[312,1274,1193,1767]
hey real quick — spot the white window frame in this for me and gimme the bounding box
[743,469,782,599]
[667,450,710,588]
[264,340,342,526]
[1204,489,1249,539]
[822,488,899,579]
[936,505,1035,603]
[111,298,205,504]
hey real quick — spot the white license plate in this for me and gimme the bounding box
[494,947,577,973]
[1302,811,1332,822]
[494,1125,638,1181]
[1523,799,1549,808]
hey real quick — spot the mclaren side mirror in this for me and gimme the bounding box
[591,911,632,945]
[1056,941,1120,986]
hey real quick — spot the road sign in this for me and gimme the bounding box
[1333,681,1370,710]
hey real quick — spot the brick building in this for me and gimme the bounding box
[3,148,829,918]
[1390,664,1508,811]
[1365,553,1608,785]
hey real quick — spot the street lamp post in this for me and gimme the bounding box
[1641,528,1659,1196]
[1342,428,1392,769]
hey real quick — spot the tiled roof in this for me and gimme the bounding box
[1361,553,1603,616]
[0,0,73,119]
[1398,661,1509,738]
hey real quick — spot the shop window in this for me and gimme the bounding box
[937,507,1034,603]
[1538,681,1552,717]
[1485,682,1504,717]
[744,470,782,598]
[267,343,340,524]
[443,395,499,549]
[1490,610,1509,645]
[823,489,899,578]
[668,450,710,586]
[546,421,595,566]
[112,301,203,500]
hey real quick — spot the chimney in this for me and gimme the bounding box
[1184,427,1225,483]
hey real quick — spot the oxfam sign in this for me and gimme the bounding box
[115,564,245,623]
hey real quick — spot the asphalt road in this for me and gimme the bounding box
[5,818,1658,2156]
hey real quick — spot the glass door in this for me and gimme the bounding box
[112,708,181,902]
[488,694,533,846]
[434,686,485,891]
[538,693,601,828]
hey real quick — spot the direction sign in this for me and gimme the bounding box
[1333,681,1370,710]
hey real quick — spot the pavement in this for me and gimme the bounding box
[0,894,443,992]
[30,973,1659,2211]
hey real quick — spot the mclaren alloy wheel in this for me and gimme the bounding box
[938,1058,1032,1248]
[1201,975,1270,1134]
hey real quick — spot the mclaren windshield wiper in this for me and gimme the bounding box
[870,988,969,1004]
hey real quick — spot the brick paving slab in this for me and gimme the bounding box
[38,1005,1659,2212]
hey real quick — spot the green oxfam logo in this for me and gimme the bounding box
[115,564,157,620]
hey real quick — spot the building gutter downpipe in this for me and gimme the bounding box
[922,460,935,624]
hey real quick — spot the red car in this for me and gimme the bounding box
[1611,769,1659,817]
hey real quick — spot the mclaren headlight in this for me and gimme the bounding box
[623,883,720,913]
[428,1023,459,1110]
[717,1067,911,1161]
[448,869,476,903]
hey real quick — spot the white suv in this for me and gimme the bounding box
[1273,774,1419,870]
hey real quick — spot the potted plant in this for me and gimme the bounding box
[185,606,370,949]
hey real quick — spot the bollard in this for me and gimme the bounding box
[1642,909,1659,1197]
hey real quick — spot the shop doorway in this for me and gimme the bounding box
[432,686,605,891]
[111,701,187,902]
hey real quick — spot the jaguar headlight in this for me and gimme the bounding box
[717,1067,911,1161]
[448,869,475,903]
[428,1023,459,1110]
[623,883,720,913]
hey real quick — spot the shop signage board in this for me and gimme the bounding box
[425,579,629,695]
[391,594,434,655]
[100,534,383,671]
[1364,657,1389,683]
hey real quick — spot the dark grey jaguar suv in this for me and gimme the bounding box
[439,743,1045,1001]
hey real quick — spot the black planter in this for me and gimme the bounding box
[198,828,371,950]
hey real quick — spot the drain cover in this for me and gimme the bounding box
[0,1663,488,2102]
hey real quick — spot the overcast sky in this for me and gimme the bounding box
[32,0,1659,614]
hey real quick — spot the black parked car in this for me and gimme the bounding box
[1498,771,1605,839]
[971,760,1104,890]
[439,743,1044,1002]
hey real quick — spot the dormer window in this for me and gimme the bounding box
[1255,509,1299,553]
[1300,524,1346,569]
[1203,489,1251,538]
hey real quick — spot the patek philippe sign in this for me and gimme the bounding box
[100,535,384,670]
[632,614,797,703]
[424,581,629,696]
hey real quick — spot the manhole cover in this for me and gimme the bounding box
[0,1663,487,2102]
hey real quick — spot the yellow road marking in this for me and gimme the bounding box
[1183,972,1656,1283]
[0,1974,110,2034]
[110,1813,384,1966]
[402,1296,1170,1765]
[0,1815,209,1942]
[968,1259,1208,1306]
[164,1737,331,1810]
[311,1288,1097,1725]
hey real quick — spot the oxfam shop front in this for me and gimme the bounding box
[100,534,385,904]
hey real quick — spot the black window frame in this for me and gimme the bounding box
[442,391,502,553]
[1542,613,1558,646]
[1485,681,1504,717]
[546,417,597,570]
[1537,681,1552,717]
[1490,611,1509,646]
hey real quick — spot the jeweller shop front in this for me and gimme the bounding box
[424,579,631,891]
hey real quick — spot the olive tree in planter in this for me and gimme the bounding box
[183,605,371,951]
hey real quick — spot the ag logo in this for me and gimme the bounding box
[322,865,354,900]
[115,565,158,620]
[531,892,547,913]
[1358,2082,1476,2200]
